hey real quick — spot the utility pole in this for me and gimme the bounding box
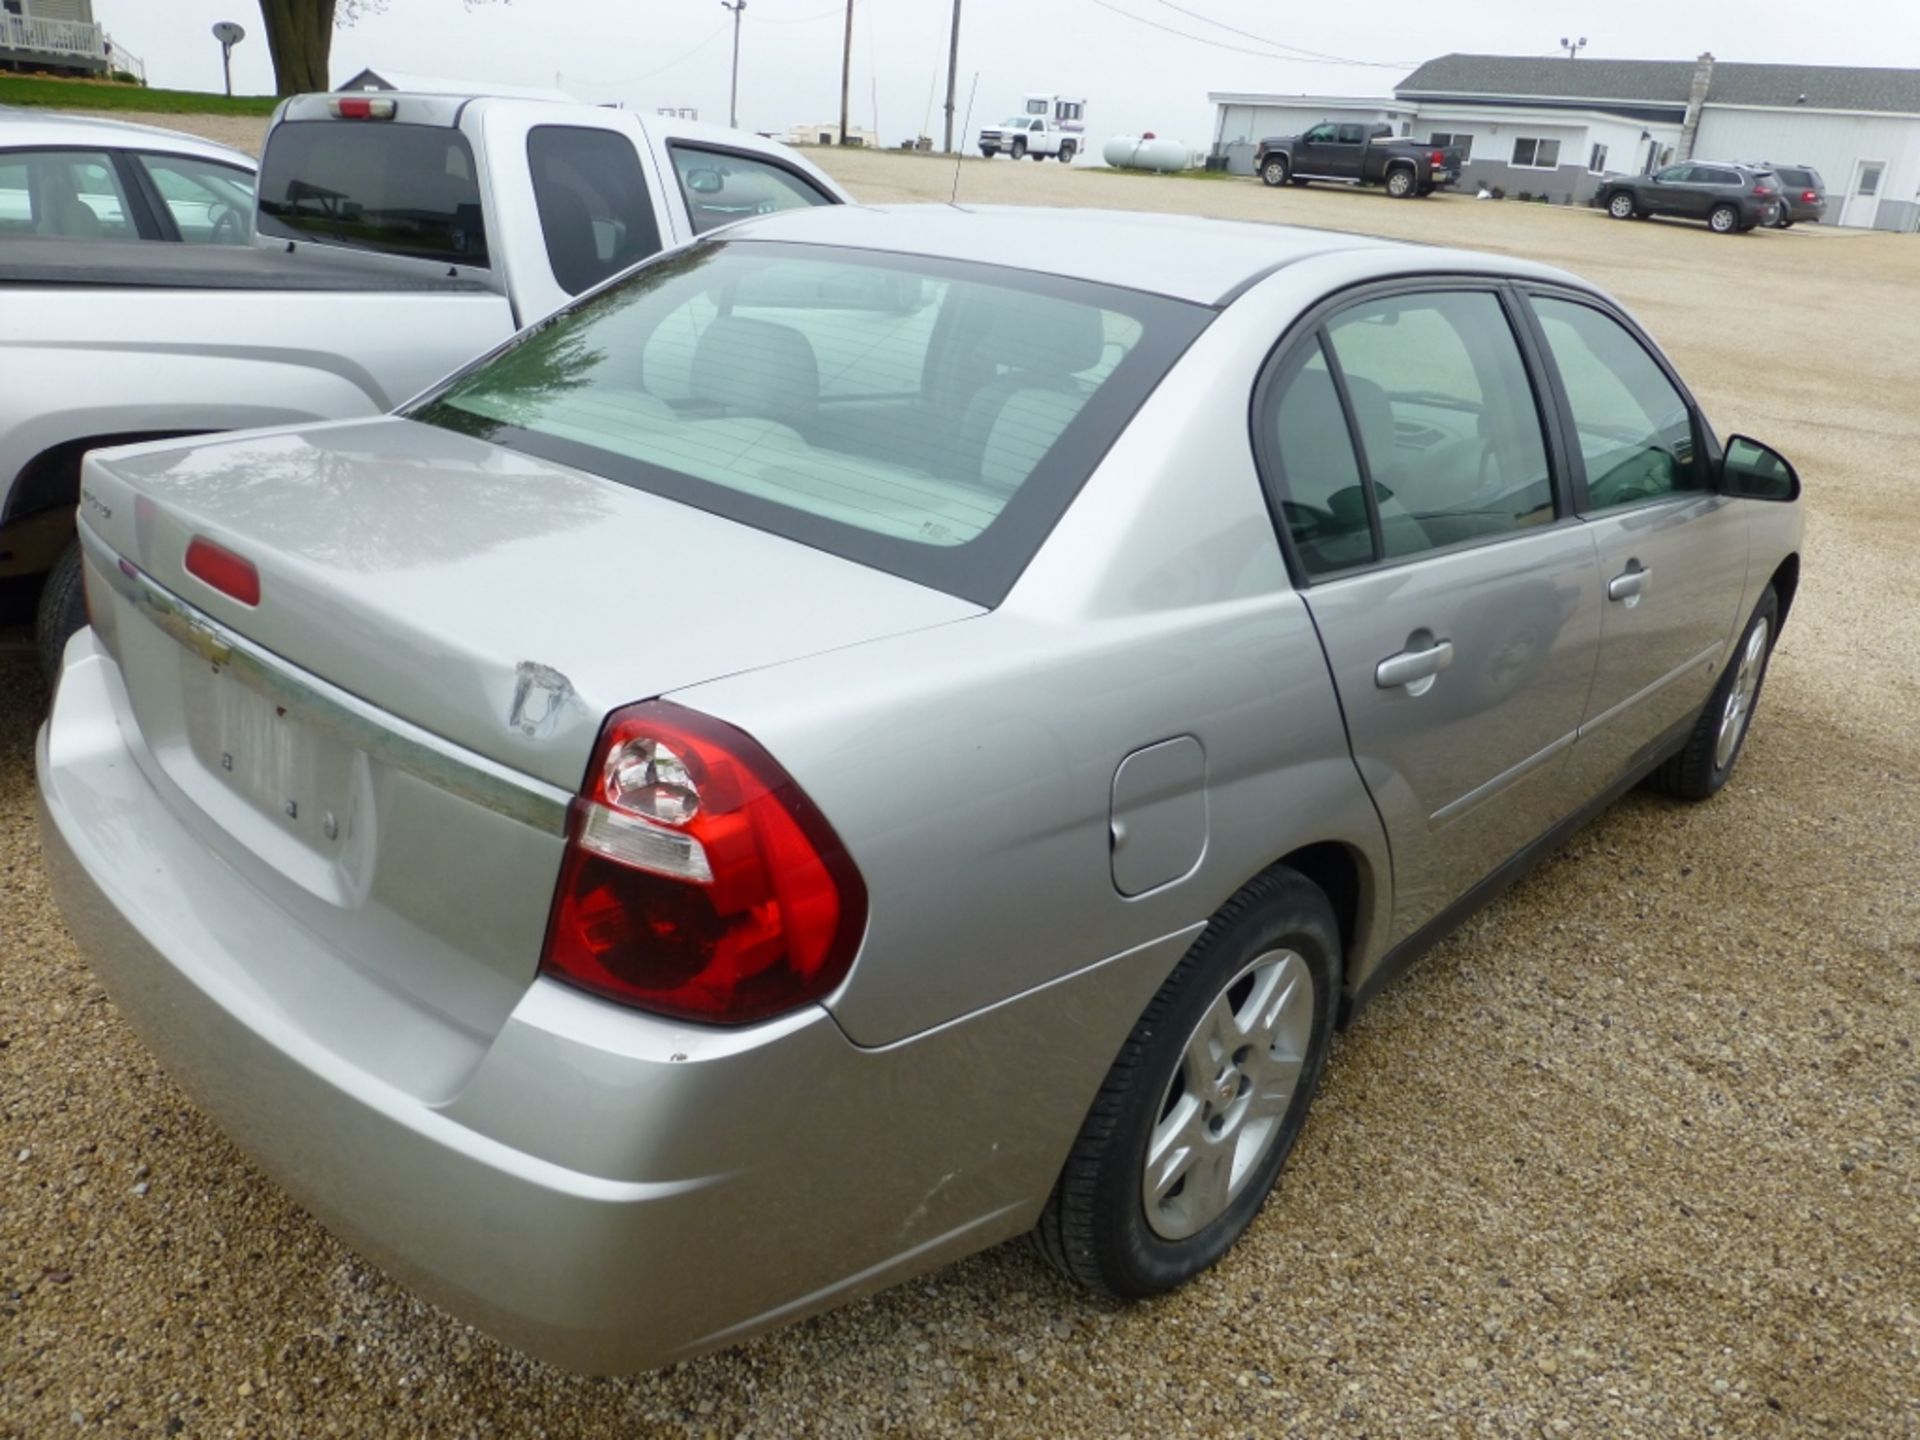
[942,0,961,152]
[721,0,745,128]
[839,0,854,144]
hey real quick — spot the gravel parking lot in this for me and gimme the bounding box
[3,133,1917,1438]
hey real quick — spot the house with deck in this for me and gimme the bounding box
[1,0,133,80]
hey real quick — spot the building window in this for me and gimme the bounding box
[2,1,24,15]
[1512,137,1561,169]
[1429,132,1474,163]
[1588,144,1609,174]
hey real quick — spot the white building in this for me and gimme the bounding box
[1211,52,1920,231]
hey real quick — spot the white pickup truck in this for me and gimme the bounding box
[1,91,848,672]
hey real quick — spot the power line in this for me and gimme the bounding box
[1085,0,1415,69]
[750,5,843,23]
[1151,0,1418,68]
[627,22,731,82]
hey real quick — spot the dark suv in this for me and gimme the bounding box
[1598,162,1781,234]
[1754,163,1827,226]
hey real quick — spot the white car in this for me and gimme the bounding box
[0,110,257,244]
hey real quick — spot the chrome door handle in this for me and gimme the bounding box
[1375,638,1455,692]
[1608,567,1652,601]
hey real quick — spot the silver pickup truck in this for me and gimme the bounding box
[1,92,847,672]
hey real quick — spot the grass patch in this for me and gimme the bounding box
[0,75,278,116]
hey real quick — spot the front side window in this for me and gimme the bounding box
[410,241,1208,604]
[257,120,488,266]
[137,152,255,244]
[0,150,135,239]
[1321,290,1555,558]
[669,143,834,236]
[1530,296,1702,510]
[1512,137,1561,169]
[528,125,661,295]
[1656,162,1690,183]
[1303,124,1337,144]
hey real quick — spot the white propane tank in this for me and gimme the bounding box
[1102,135,1189,172]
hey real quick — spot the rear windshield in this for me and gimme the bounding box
[1773,166,1816,189]
[409,240,1209,604]
[258,120,488,266]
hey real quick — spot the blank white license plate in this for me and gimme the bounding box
[180,666,356,848]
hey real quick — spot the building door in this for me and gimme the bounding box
[1841,159,1886,228]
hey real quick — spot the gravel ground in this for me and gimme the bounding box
[3,134,1918,1438]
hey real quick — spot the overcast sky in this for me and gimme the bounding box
[105,0,1920,149]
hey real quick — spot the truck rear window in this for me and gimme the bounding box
[258,121,488,267]
[408,240,1210,605]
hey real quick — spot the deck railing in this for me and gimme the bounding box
[0,13,109,62]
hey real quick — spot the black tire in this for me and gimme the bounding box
[1010,138,1027,161]
[1031,866,1340,1298]
[1709,203,1740,234]
[1649,587,1779,802]
[1606,190,1638,220]
[979,147,993,159]
[1259,155,1289,187]
[35,537,87,686]
[1058,142,1076,164]
[1385,166,1416,199]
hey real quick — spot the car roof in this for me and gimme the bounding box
[724,203,1581,307]
[0,108,255,168]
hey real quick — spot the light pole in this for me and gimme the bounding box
[720,0,745,129]
[942,0,961,152]
[1560,35,1588,59]
[839,0,854,145]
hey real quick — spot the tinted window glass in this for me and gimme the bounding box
[527,126,661,296]
[1532,297,1702,510]
[1260,339,1372,575]
[258,121,487,266]
[669,144,834,236]
[1324,291,1555,557]
[1335,124,1364,144]
[410,241,1209,604]
[138,153,255,244]
[0,156,29,235]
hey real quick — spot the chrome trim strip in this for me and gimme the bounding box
[1430,729,1575,827]
[1576,643,1723,740]
[85,529,573,835]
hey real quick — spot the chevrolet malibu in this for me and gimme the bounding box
[36,206,1803,1374]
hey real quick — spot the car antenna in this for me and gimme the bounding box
[950,71,979,207]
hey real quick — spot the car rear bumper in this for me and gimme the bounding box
[37,632,1186,1372]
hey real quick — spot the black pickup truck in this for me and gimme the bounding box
[1255,122,1463,198]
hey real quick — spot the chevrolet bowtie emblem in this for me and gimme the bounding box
[180,616,232,669]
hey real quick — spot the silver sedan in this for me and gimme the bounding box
[37,205,1803,1373]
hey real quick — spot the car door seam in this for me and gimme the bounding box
[1575,640,1724,740]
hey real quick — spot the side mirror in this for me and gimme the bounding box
[684,168,725,195]
[1720,434,1800,502]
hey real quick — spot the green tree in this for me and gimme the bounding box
[256,1,500,98]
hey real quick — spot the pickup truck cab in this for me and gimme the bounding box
[977,109,1081,163]
[1255,122,1461,199]
[2,93,848,671]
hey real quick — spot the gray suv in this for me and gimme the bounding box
[1600,161,1782,233]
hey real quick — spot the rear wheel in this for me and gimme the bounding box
[1031,866,1339,1297]
[1607,190,1637,219]
[1260,155,1289,187]
[1709,203,1740,233]
[1649,588,1779,801]
[35,537,86,686]
[1385,166,1415,198]
[1058,141,1076,163]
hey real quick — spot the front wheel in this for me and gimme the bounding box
[1260,156,1289,187]
[1607,190,1638,220]
[1650,588,1779,801]
[1031,867,1339,1298]
[1709,203,1740,233]
[1385,166,1416,198]
[1010,138,1027,161]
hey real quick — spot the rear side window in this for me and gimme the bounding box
[1530,296,1703,510]
[258,121,488,266]
[1258,339,1370,575]
[668,144,834,236]
[527,125,662,296]
[411,240,1208,604]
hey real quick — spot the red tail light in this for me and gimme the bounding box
[1753,184,1774,196]
[541,701,867,1025]
[329,95,396,120]
[183,536,260,606]
[1430,149,1446,166]
[1803,190,1818,202]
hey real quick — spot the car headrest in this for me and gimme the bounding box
[1340,373,1398,475]
[690,316,820,421]
[979,293,1106,376]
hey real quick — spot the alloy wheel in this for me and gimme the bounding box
[1715,617,1770,771]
